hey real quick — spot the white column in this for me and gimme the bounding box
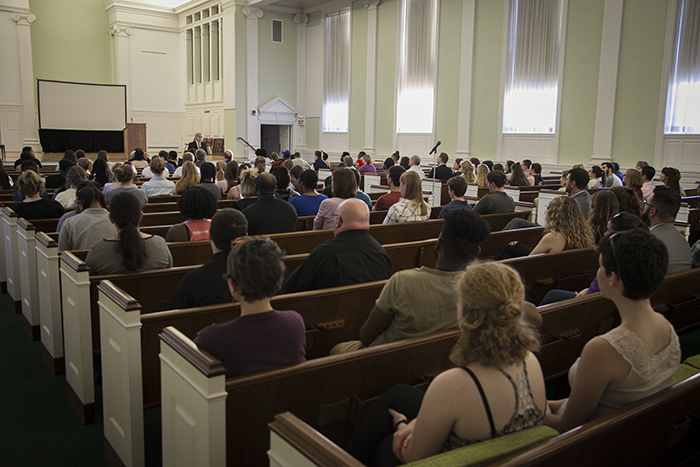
[591,0,624,164]
[364,0,380,153]
[243,6,263,154]
[11,12,38,148]
[222,2,237,113]
[455,0,475,159]
[295,13,309,153]
[110,24,132,120]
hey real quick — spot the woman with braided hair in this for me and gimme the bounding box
[346,262,546,466]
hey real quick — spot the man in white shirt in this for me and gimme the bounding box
[641,166,656,202]
[408,155,424,180]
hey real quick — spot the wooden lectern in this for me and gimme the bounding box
[123,123,147,160]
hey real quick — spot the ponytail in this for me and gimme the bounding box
[109,192,148,271]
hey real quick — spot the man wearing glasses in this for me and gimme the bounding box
[643,186,692,275]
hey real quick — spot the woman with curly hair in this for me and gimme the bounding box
[588,190,619,244]
[383,171,430,224]
[175,161,200,195]
[346,262,545,465]
[507,162,530,187]
[474,164,489,188]
[529,196,596,255]
[460,160,475,184]
[165,186,217,242]
[610,186,643,217]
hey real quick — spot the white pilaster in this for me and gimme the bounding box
[295,13,309,152]
[11,11,38,148]
[222,2,237,112]
[110,24,132,120]
[363,0,380,153]
[591,0,624,164]
[455,0,475,159]
[243,6,263,152]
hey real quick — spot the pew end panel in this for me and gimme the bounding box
[17,218,40,340]
[59,251,96,425]
[160,327,228,467]
[36,232,64,375]
[98,280,146,467]
[0,204,6,290]
[3,206,22,311]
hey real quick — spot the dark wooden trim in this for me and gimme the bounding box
[21,313,40,341]
[36,230,57,248]
[2,206,17,217]
[41,342,65,376]
[97,280,142,312]
[60,251,89,272]
[160,326,227,377]
[104,436,127,467]
[269,412,366,467]
[66,380,95,425]
[1,281,6,294]
[17,217,35,231]
[8,296,21,314]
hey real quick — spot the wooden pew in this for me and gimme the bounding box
[2,207,21,312]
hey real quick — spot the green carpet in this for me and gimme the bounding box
[0,293,106,467]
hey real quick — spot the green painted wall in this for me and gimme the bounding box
[235,6,247,152]
[349,2,368,153]
[29,0,112,85]
[307,11,322,28]
[306,117,320,149]
[435,0,463,157]
[469,0,504,160]
[611,0,668,167]
[258,11,296,106]
[557,0,604,165]
[374,0,397,155]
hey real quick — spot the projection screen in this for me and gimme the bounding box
[38,80,127,131]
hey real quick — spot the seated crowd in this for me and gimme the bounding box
[7,144,699,465]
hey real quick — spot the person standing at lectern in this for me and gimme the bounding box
[188,132,205,152]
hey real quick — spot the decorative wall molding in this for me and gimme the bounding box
[662,136,700,174]
[591,0,624,164]
[296,13,309,151]
[455,0,475,158]
[364,0,381,8]
[364,0,380,153]
[242,6,263,19]
[10,12,35,25]
[502,134,556,164]
[12,8,38,147]
[244,5,262,147]
[109,24,132,37]
[259,97,298,125]
[294,13,309,24]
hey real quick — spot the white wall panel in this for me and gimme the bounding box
[128,28,181,113]
[305,25,322,118]
[0,104,24,151]
[0,12,22,105]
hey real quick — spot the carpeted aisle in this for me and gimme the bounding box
[0,293,106,467]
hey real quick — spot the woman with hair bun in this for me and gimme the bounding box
[85,192,172,275]
[58,182,116,251]
[346,262,545,466]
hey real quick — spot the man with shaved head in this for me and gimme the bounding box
[282,198,391,294]
[242,172,298,235]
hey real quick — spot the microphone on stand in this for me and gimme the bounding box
[429,141,441,155]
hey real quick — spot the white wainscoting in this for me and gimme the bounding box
[130,110,182,151]
[0,104,24,153]
[502,134,556,165]
[663,136,700,173]
[321,132,349,153]
[187,81,223,105]
[395,134,435,156]
[183,105,225,148]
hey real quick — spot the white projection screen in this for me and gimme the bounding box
[38,80,127,131]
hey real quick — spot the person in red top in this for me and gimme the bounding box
[374,166,405,211]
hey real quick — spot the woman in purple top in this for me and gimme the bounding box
[193,237,306,378]
[358,154,377,173]
[539,213,649,306]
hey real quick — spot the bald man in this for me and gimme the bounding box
[282,198,391,294]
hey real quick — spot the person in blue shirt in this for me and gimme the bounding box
[438,176,473,219]
[289,169,328,217]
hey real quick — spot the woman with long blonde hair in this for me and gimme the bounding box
[383,171,430,224]
[460,160,475,184]
[475,164,489,188]
[175,161,200,195]
[231,168,259,211]
[346,262,545,465]
[254,156,266,174]
[530,196,596,254]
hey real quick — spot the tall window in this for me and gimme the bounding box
[503,0,564,134]
[323,10,351,132]
[396,0,439,134]
[185,5,222,86]
[665,0,700,134]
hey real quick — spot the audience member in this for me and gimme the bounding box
[173,152,199,177]
[331,209,492,354]
[346,261,545,466]
[382,157,396,171]
[358,155,377,173]
[289,169,328,216]
[643,186,692,274]
[283,199,391,294]
[545,229,679,433]
[224,162,241,199]
[659,166,683,197]
[408,155,425,180]
[130,148,149,170]
[194,148,208,168]
[231,168,258,211]
[215,161,228,192]
[91,158,112,187]
[102,163,123,195]
[142,151,170,178]
[193,237,306,378]
[530,196,595,255]
[106,164,148,205]
[473,171,515,215]
[292,152,311,169]
[175,161,200,195]
[270,166,299,201]
[527,162,543,186]
[428,152,452,180]
[475,164,489,188]
[460,160,475,184]
[313,150,330,171]
[565,167,591,218]
[640,166,656,202]
[141,158,175,196]
[588,190,619,244]
[438,176,473,219]
[635,160,649,170]
[612,162,625,184]
[588,165,604,189]
[374,166,405,211]
[0,161,12,189]
[243,172,298,234]
[46,158,74,189]
[601,162,622,187]
[14,146,42,169]
[168,209,248,310]
[55,166,88,209]
[85,192,172,275]
[383,171,429,224]
[399,156,410,171]
[623,168,644,201]
[452,157,464,174]
[196,162,224,200]
[314,169,358,230]
[165,187,217,242]
[58,184,116,252]
[289,165,304,193]
[611,186,642,217]
[508,162,530,186]
[12,170,65,220]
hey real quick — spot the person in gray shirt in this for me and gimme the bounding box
[196,162,224,200]
[643,186,692,275]
[473,170,515,215]
[565,167,591,218]
[105,164,148,205]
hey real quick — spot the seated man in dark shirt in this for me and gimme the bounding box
[427,152,452,181]
[168,208,248,310]
[193,237,306,378]
[243,172,298,234]
[283,198,392,294]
